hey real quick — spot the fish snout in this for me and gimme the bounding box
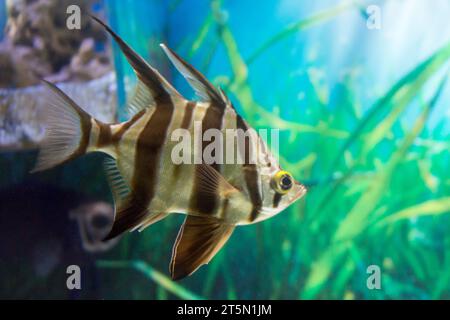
[295,181,307,199]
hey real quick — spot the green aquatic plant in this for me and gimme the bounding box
[301,74,448,299]
[97,260,204,300]
[96,0,450,300]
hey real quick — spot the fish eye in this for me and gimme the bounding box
[271,171,293,194]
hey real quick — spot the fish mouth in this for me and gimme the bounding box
[298,184,307,197]
[294,181,307,199]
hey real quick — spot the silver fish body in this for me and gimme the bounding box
[33,16,306,280]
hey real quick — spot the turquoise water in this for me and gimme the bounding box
[0,0,6,41]
[0,0,449,299]
[101,0,450,299]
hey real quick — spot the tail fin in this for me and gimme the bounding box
[32,80,93,173]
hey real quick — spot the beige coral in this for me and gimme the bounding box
[0,0,111,88]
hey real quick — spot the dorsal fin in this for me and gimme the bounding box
[218,86,236,111]
[218,87,230,105]
[126,79,155,116]
[91,16,182,105]
[160,43,231,109]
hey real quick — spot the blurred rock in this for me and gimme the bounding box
[0,181,118,298]
[0,72,117,151]
[0,0,111,88]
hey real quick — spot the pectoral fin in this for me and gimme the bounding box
[196,164,240,198]
[170,215,235,280]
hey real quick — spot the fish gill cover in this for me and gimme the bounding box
[0,0,449,300]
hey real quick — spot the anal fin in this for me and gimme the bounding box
[170,215,235,280]
[103,202,148,241]
[104,157,131,203]
[103,157,148,240]
[135,212,170,232]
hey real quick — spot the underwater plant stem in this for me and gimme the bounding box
[328,40,450,176]
[311,44,450,225]
[301,76,443,298]
[202,253,223,297]
[97,260,204,300]
[375,197,450,227]
[212,4,350,141]
[210,0,354,150]
[333,75,445,242]
[254,106,350,138]
[188,13,214,59]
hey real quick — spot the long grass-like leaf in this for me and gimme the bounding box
[97,260,204,300]
[375,197,450,227]
[313,47,450,224]
[301,74,444,299]
[329,41,450,172]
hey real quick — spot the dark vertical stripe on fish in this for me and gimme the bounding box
[96,119,112,148]
[76,112,92,156]
[236,115,262,222]
[219,198,229,219]
[180,101,196,130]
[113,109,146,143]
[96,110,147,149]
[189,104,225,215]
[273,193,282,208]
[173,101,196,181]
[133,96,174,207]
[104,97,175,240]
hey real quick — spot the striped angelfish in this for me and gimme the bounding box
[32,17,307,280]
